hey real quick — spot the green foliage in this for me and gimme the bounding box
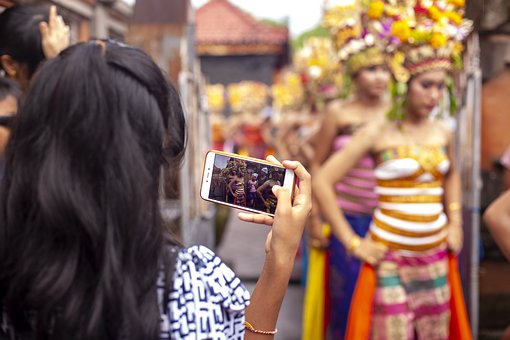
[446,75,458,116]
[388,80,407,121]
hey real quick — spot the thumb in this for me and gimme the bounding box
[273,186,291,213]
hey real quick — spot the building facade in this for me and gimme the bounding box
[0,0,132,42]
[195,0,289,86]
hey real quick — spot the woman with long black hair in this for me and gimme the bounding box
[0,40,311,339]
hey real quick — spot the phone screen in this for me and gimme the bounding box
[206,153,288,215]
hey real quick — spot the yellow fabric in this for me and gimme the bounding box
[302,225,330,340]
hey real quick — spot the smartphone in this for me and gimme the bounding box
[200,150,296,216]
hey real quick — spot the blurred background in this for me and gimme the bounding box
[1,0,509,339]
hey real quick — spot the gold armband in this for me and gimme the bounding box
[447,202,462,212]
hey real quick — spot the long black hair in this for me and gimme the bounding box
[0,40,185,339]
[0,4,49,78]
[0,77,20,101]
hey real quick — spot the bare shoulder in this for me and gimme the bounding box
[358,118,388,137]
[325,99,355,122]
[430,120,453,142]
[326,99,344,113]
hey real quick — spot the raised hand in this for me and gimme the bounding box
[238,155,312,259]
[39,6,70,59]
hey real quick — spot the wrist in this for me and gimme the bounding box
[447,218,462,228]
[264,251,296,274]
[346,235,361,254]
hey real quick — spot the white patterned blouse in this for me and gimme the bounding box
[158,245,251,339]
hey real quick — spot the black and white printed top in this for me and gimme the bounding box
[158,245,251,339]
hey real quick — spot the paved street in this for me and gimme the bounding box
[217,209,304,340]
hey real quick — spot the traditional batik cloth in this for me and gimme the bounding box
[372,247,450,340]
[346,145,470,339]
[329,130,378,339]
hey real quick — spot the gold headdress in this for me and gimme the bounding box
[227,81,269,113]
[272,70,305,111]
[206,84,225,112]
[294,37,343,107]
[323,0,386,76]
[366,0,473,83]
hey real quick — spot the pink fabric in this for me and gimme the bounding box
[342,176,379,189]
[333,134,377,215]
[336,183,378,199]
[371,248,451,340]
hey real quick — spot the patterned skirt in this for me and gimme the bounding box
[372,247,450,340]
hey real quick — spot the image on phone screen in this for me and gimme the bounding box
[207,153,286,215]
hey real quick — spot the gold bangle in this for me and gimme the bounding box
[448,202,462,212]
[245,321,278,335]
[346,235,361,254]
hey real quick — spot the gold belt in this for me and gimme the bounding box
[379,209,441,223]
[376,179,442,188]
[370,233,447,252]
[379,194,442,203]
[373,218,446,238]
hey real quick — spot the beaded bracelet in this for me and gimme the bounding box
[245,321,278,335]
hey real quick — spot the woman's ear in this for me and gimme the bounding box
[0,55,20,79]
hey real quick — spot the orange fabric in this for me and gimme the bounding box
[448,255,472,340]
[345,263,376,340]
[345,255,472,340]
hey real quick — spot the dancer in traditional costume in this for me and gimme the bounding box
[313,0,473,338]
[305,2,390,338]
[228,82,270,159]
[206,84,227,151]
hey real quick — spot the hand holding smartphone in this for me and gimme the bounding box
[200,151,296,216]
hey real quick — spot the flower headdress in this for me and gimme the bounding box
[323,0,386,76]
[206,84,225,112]
[272,70,305,112]
[294,37,343,109]
[227,81,269,113]
[366,0,472,118]
[367,0,472,83]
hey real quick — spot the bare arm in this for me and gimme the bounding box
[443,131,463,254]
[308,105,342,245]
[312,103,342,165]
[256,181,270,205]
[313,122,387,263]
[228,180,236,196]
[240,159,312,339]
[313,123,375,244]
[484,190,510,261]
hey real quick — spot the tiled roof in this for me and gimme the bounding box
[196,0,289,46]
